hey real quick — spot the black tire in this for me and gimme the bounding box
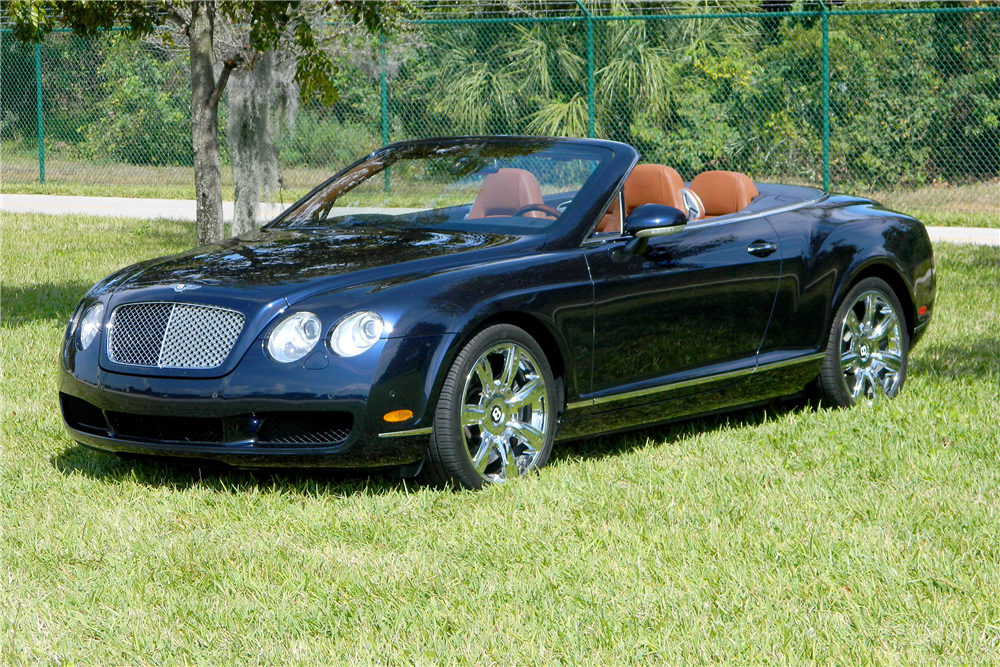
[817,277,909,407]
[418,324,558,490]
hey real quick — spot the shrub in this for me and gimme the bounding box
[279,112,380,170]
[78,37,192,166]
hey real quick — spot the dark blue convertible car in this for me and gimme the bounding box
[60,137,935,489]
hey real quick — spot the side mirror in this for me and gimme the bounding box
[622,204,688,254]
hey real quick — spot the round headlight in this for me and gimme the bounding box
[267,312,322,363]
[78,303,105,350]
[329,311,384,357]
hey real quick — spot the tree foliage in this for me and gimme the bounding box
[3,3,997,201]
[5,0,404,103]
[387,8,998,187]
[4,0,407,242]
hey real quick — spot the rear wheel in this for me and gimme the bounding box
[817,277,909,407]
[419,324,556,489]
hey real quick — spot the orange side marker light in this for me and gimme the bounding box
[383,409,414,423]
[918,306,928,316]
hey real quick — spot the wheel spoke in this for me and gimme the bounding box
[470,436,494,473]
[861,369,876,400]
[862,294,878,330]
[497,438,520,480]
[473,356,495,394]
[870,369,888,398]
[840,351,859,372]
[508,420,545,454]
[845,310,862,340]
[877,350,902,373]
[851,371,866,399]
[499,345,520,391]
[508,378,544,410]
[872,311,898,341]
[462,404,486,427]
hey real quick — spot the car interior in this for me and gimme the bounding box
[297,158,819,239]
[466,168,559,220]
[463,163,768,237]
[595,164,762,234]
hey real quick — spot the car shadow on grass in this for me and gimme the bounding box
[549,400,803,467]
[51,444,417,496]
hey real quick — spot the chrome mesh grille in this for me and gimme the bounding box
[107,303,244,369]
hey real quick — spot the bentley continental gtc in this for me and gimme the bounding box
[60,137,935,489]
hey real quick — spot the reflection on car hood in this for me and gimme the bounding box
[108,226,528,304]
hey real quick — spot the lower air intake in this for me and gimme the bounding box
[256,412,353,446]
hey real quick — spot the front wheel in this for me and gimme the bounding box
[817,277,909,407]
[419,324,557,489]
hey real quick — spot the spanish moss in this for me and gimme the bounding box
[228,53,299,236]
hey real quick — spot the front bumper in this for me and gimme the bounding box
[59,334,456,469]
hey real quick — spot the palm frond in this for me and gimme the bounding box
[596,22,672,104]
[525,94,591,137]
[504,26,556,97]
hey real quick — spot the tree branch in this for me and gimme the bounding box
[163,5,190,32]
[209,56,242,109]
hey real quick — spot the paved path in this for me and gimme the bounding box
[923,226,999,246]
[0,193,287,223]
[2,193,998,246]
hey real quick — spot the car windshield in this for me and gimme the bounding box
[269,139,613,235]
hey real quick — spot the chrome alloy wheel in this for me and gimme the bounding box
[839,289,903,402]
[460,342,548,483]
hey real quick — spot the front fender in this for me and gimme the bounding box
[367,333,459,433]
[349,248,595,412]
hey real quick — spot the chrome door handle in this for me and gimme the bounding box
[747,240,777,257]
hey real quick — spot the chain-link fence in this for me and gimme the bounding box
[2,2,998,223]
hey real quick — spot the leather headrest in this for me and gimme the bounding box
[689,170,759,217]
[468,168,546,219]
[624,164,685,213]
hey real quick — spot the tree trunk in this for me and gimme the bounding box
[189,0,224,244]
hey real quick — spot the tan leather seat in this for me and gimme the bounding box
[625,164,685,213]
[597,164,685,233]
[689,170,759,217]
[596,198,622,233]
[468,168,547,219]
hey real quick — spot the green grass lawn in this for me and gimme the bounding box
[2,212,999,665]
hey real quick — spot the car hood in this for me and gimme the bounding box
[95,226,533,378]
[109,226,529,304]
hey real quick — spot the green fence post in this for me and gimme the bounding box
[577,1,595,138]
[586,18,595,138]
[34,42,45,184]
[821,3,830,191]
[380,35,390,194]
[380,36,389,147]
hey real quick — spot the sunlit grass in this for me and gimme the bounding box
[2,212,998,665]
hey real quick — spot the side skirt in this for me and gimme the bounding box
[559,352,824,441]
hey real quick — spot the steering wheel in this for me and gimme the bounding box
[513,203,561,218]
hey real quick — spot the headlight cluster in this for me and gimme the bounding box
[329,311,384,358]
[267,312,323,363]
[267,310,385,363]
[78,303,105,350]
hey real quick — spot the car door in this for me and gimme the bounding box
[582,213,783,409]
